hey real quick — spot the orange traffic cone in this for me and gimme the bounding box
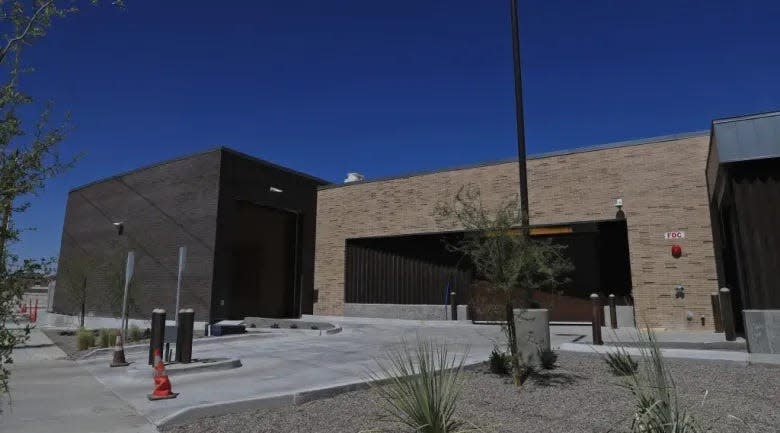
[147,349,178,400]
[110,329,130,367]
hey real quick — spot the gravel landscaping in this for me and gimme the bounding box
[165,352,780,433]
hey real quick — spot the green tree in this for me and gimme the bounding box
[0,0,124,403]
[436,184,572,385]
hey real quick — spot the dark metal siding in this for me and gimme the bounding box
[728,158,780,310]
[345,243,471,305]
[54,150,222,321]
[210,150,326,320]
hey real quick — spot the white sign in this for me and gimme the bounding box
[664,231,685,240]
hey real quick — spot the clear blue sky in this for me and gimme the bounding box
[14,0,780,261]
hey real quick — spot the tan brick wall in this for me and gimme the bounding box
[314,133,719,329]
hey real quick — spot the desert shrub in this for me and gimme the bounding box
[98,328,117,348]
[76,328,94,351]
[368,339,468,433]
[129,325,142,342]
[605,348,639,376]
[489,348,512,375]
[624,329,702,433]
[538,347,558,370]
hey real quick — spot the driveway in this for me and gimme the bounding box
[77,317,590,428]
[3,318,591,431]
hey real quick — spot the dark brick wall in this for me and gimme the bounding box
[54,150,222,321]
[210,149,326,321]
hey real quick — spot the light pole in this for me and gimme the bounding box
[510,0,529,228]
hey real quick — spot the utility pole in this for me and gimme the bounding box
[510,0,530,228]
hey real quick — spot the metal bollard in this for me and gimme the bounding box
[176,308,195,363]
[711,293,724,333]
[608,294,618,329]
[450,292,457,321]
[719,288,736,341]
[149,309,166,365]
[590,293,603,345]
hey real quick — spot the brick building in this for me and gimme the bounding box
[314,132,720,330]
[53,148,327,322]
[53,111,780,340]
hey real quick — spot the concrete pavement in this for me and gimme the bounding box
[79,320,514,427]
[74,319,752,428]
[9,326,67,363]
[1,360,157,433]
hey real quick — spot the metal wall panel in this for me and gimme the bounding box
[712,112,780,164]
[344,243,471,305]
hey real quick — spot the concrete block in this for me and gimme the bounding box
[513,309,550,365]
[744,310,780,354]
[343,303,469,321]
[457,304,469,321]
[603,305,636,328]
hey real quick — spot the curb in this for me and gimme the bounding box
[78,332,280,360]
[325,325,343,335]
[80,326,342,361]
[559,342,780,366]
[13,343,55,349]
[156,358,486,428]
[125,358,242,377]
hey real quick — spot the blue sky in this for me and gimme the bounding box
[13,0,780,260]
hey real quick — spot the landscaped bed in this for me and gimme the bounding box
[164,352,779,433]
[41,328,149,359]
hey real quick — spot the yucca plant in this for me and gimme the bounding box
[605,347,639,377]
[367,339,468,433]
[622,329,702,433]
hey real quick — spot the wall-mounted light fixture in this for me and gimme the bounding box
[269,186,283,193]
[614,198,625,220]
[112,221,124,235]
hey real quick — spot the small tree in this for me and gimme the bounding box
[436,184,571,385]
[58,255,96,327]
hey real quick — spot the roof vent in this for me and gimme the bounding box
[344,172,365,183]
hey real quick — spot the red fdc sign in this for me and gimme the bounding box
[664,231,685,240]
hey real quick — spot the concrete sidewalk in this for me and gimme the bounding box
[9,326,67,362]
[560,341,780,365]
[1,360,157,433]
